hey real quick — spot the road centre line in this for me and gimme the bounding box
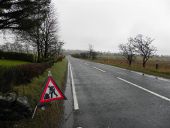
[117,77,170,102]
[93,66,106,72]
[69,63,79,110]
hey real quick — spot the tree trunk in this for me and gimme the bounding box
[128,60,132,66]
[44,40,48,59]
[142,61,146,68]
[37,43,40,62]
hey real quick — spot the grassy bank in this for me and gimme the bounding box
[0,59,30,66]
[12,59,68,128]
[92,57,170,79]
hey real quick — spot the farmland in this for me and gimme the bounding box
[93,55,170,79]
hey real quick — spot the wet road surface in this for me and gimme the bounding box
[67,56,170,128]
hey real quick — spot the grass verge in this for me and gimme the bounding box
[12,59,68,128]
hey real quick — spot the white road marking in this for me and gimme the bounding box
[130,71,143,75]
[67,62,70,82]
[158,77,170,82]
[117,77,170,102]
[93,66,106,72]
[69,63,79,110]
[130,71,170,82]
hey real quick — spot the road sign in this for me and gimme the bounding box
[40,76,66,103]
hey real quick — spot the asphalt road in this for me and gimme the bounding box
[68,56,170,128]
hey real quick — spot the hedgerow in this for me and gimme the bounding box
[0,62,53,93]
[0,51,34,62]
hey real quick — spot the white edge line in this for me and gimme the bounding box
[117,77,170,102]
[158,77,170,82]
[130,71,143,75]
[93,66,106,72]
[117,67,170,82]
[69,62,79,110]
[67,61,70,83]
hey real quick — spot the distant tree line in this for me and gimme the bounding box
[72,44,98,60]
[119,34,156,68]
[0,0,64,62]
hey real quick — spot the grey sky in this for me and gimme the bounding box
[52,0,170,55]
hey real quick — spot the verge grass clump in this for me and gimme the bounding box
[0,62,52,93]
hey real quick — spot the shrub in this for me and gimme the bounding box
[0,51,34,62]
[0,62,52,93]
[0,66,13,92]
[56,55,65,62]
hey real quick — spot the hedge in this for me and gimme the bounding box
[0,51,34,62]
[0,62,53,93]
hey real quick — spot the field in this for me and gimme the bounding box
[93,55,170,79]
[0,59,30,66]
[2,59,68,128]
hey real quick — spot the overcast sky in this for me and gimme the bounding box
[52,0,170,55]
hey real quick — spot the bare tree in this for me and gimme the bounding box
[15,5,59,62]
[88,44,93,59]
[55,41,64,57]
[0,42,11,52]
[88,44,97,60]
[41,7,59,59]
[11,42,24,52]
[0,41,25,52]
[132,34,156,68]
[119,39,135,66]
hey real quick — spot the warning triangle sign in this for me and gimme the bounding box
[40,76,66,103]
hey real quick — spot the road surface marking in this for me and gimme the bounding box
[67,62,70,84]
[117,77,170,102]
[130,71,170,82]
[69,63,79,110]
[158,77,170,82]
[93,66,106,72]
[130,71,143,75]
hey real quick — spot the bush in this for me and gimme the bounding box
[0,51,34,62]
[56,55,65,62]
[0,62,53,93]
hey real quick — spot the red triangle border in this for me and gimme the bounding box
[40,76,66,103]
